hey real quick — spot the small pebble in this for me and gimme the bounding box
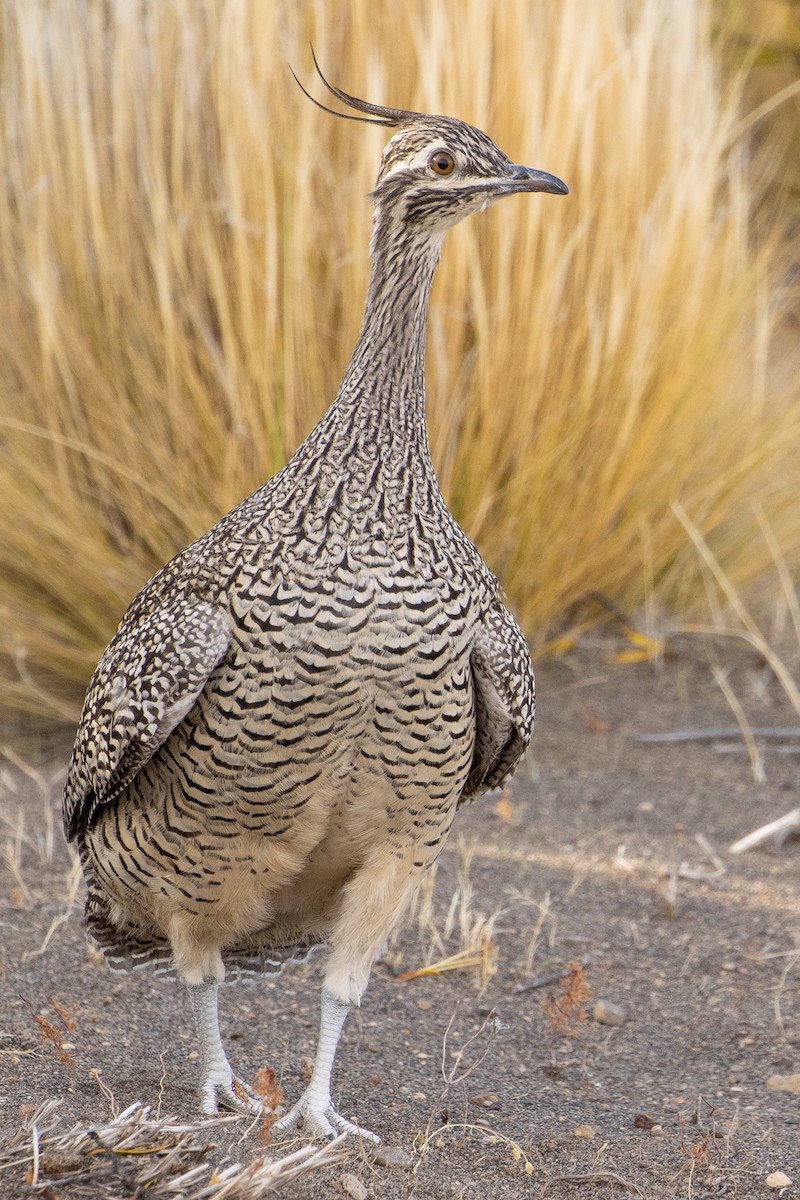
[593,999,626,1027]
[633,1113,657,1130]
[371,1145,414,1169]
[766,1171,792,1189]
[573,1124,595,1139]
[469,1092,500,1109]
[650,1124,667,1138]
[340,1172,368,1200]
[766,1073,800,1096]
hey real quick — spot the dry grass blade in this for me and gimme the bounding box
[673,503,800,718]
[438,1005,502,1099]
[395,937,496,985]
[515,953,590,995]
[0,756,80,912]
[415,1120,536,1178]
[0,1101,346,1198]
[636,728,800,742]
[678,833,725,881]
[710,663,765,782]
[755,503,800,648]
[773,944,800,1040]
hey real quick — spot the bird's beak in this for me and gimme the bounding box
[504,165,569,196]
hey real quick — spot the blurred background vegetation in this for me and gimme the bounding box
[0,0,798,728]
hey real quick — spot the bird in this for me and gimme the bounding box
[63,58,567,1141]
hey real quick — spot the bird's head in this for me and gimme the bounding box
[373,118,567,234]
[294,54,568,242]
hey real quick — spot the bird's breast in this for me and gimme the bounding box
[183,564,480,815]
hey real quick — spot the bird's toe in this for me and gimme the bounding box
[274,1096,378,1142]
[202,1073,265,1117]
[326,1109,380,1143]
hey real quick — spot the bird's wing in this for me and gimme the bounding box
[63,597,231,841]
[462,603,535,802]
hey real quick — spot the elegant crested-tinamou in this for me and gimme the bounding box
[64,61,567,1140]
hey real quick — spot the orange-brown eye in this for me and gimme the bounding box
[429,150,455,176]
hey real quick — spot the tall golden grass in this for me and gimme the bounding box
[0,0,798,723]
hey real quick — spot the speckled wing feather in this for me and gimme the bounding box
[462,602,535,801]
[63,597,231,841]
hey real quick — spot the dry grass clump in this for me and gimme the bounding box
[676,502,800,715]
[673,502,800,793]
[392,841,503,991]
[391,837,561,993]
[0,0,798,723]
[0,1100,345,1198]
[0,751,79,909]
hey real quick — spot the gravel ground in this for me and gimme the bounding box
[1,640,798,1198]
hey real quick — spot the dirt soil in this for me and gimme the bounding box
[0,640,798,1199]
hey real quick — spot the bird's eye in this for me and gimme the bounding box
[429,150,456,176]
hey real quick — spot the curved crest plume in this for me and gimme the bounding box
[290,46,418,128]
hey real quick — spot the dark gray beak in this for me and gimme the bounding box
[506,164,569,196]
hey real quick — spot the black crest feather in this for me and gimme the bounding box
[290,46,419,128]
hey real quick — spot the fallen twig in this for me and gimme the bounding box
[714,743,800,755]
[515,954,591,994]
[635,727,800,743]
[548,1170,643,1195]
[729,809,800,854]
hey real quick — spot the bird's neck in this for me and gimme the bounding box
[323,227,444,468]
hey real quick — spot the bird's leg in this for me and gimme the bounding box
[276,856,419,1140]
[274,986,378,1141]
[186,980,262,1116]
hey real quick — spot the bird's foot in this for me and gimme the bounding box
[274,1089,379,1142]
[200,1069,265,1117]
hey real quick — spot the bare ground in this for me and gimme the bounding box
[1,640,798,1199]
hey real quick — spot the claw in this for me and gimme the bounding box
[274,1090,379,1142]
[204,1073,265,1117]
